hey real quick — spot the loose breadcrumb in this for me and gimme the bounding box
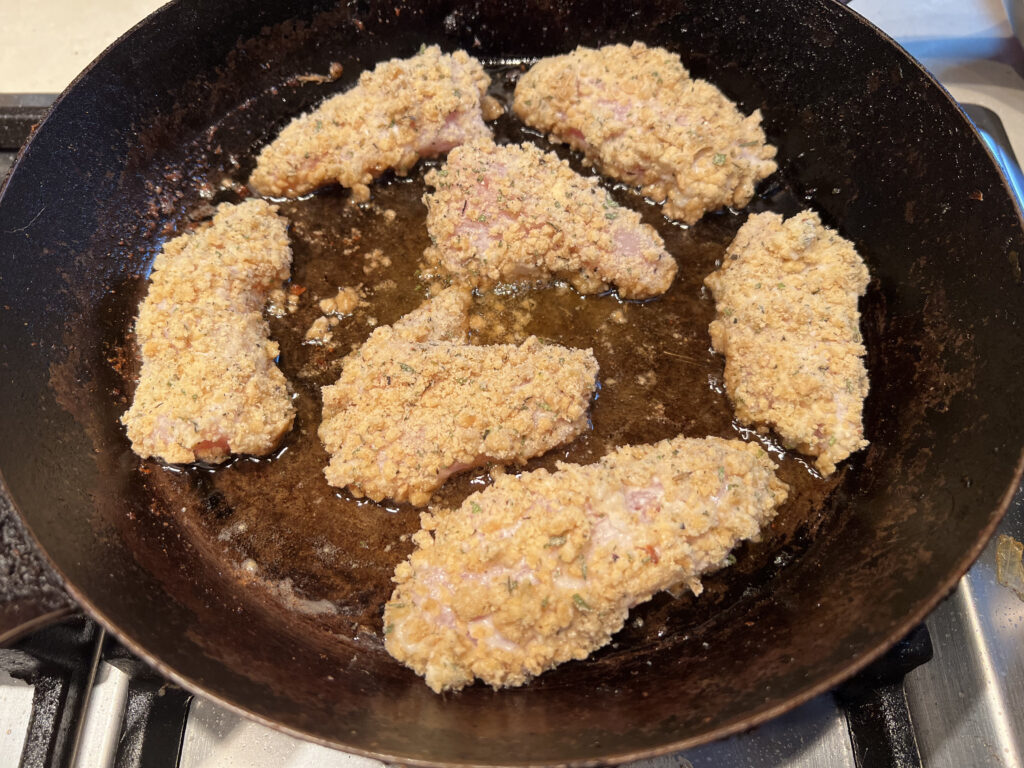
[423,140,677,299]
[319,286,363,315]
[704,211,870,475]
[304,316,333,344]
[318,288,598,505]
[384,435,788,692]
[267,288,297,317]
[362,248,392,275]
[121,200,295,464]
[513,42,777,225]
[250,46,499,200]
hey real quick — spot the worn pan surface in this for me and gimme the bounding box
[1,0,1023,764]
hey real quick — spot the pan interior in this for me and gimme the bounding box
[110,55,845,758]
[140,59,841,671]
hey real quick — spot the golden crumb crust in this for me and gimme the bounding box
[513,42,777,225]
[121,199,295,464]
[378,284,474,345]
[319,289,599,505]
[704,211,870,475]
[250,46,497,200]
[384,435,788,692]
[422,140,677,299]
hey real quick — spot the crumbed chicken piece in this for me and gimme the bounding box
[319,288,598,505]
[422,140,676,299]
[513,42,777,225]
[372,284,474,346]
[384,435,787,692]
[704,211,870,475]
[121,200,295,464]
[250,46,499,200]
[320,338,599,508]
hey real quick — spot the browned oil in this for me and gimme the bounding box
[144,64,841,645]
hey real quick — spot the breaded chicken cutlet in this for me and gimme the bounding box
[704,211,870,476]
[369,284,474,346]
[513,42,777,225]
[384,435,788,692]
[121,199,295,465]
[249,46,501,201]
[319,289,599,506]
[422,140,677,299]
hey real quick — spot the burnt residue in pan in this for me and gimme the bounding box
[135,63,846,658]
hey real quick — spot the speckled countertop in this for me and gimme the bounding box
[0,1,166,92]
[0,3,1013,88]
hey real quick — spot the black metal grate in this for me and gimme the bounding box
[2,619,194,768]
[0,95,52,182]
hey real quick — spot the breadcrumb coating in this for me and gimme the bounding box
[704,211,870,475]
[319,289,599,505]
[384,435,788,692]
[250,46,498,200]
[373,284,474,346]
[513,42,777,225]
[422,140,677,299]
[121,199,295,464]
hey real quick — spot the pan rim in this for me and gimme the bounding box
[2,0,1024,763]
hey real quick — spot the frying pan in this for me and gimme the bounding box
[1,0,1023,764]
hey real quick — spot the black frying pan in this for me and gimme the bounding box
[1,0,1023,764]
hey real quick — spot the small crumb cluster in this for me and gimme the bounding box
[305,286,367,344]
[319,286,363,316]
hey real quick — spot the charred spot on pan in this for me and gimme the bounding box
[1009,250,1022,284]
[201,490,234,522]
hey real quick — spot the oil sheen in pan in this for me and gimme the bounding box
[142,63,846,659]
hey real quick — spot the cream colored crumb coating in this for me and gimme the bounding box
[373,284,474,346]
[319,289,599,505]
[704,211,870,475]
[513,42,777,225]
[121,199,295,464]
[250,46,499,200]
[422,140,677,299]
[384,435,788,692]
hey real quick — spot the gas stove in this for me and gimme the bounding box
[2,4,1023,767]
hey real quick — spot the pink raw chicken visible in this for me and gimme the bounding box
[422,140,677,299]
[250,45,501,201]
